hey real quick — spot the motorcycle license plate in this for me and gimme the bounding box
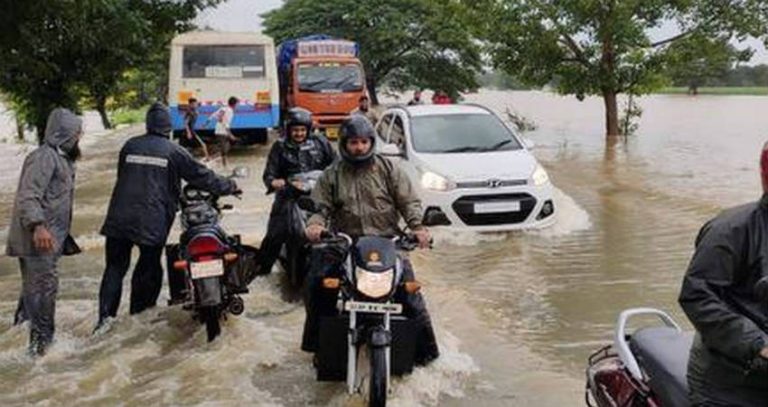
[344,301,402,314]
[474,201,520,213]
[190,260,224,279]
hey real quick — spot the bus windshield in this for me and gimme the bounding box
[183,45,265,79]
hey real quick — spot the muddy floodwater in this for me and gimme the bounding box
[0,90,765,406]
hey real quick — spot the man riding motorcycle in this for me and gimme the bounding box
[678,142,768,406]
[258,107,336,277]
[303,115,440,365]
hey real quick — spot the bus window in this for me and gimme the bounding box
[183,45,266,79]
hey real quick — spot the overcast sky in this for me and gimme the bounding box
[196,0,768,65]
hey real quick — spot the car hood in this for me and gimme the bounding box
[415,149,538,182]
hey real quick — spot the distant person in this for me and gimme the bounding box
[407,90,423,106]
[678,142,768,406]
[184,98,209,161]
[97,103,240,331]
[350,94,378,125]
[432,90,452,105]
[207,96,239,167]
[7,108,83,356]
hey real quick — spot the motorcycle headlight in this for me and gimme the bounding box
[421,171,454,191]
[355,268,394,299]
[531,164,550,186]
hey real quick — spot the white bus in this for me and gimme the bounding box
[168,31,279,144]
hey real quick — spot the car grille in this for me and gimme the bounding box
[451,193,537,226]
[455,179,528,189]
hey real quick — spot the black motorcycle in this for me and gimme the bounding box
[277,170,323,289]
[165,167,259,342]
[313,231,427,407]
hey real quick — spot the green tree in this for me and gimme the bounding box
[666,35,752,95]
[0,0,222,140]
[262,0,483,104]
[469,0,767,138]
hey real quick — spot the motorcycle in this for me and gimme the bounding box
[587,276,768,407]
[277,170,324,289]
[165,167,259,342]
[312,231,427,407]
[586,308,694,407]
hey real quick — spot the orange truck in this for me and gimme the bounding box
[277,35,367,139]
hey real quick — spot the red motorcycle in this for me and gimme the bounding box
[585,308,693,407]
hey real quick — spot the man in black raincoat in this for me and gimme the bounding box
[6,108,83,355]
[678,142,768,406]
[258,107,335,276]
[97,103,239,328]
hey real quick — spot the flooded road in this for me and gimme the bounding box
[0,90,765,406]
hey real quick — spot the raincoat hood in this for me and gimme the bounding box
[44,108,82,151]
[146,103,172,137]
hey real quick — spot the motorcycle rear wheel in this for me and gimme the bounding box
[202,306,221,342]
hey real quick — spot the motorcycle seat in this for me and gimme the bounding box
[630,327,694,407]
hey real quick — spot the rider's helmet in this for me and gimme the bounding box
[338,114,376,167]
[284,107,313,135]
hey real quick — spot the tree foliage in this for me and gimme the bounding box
[665,35,752,94]
[262,0,483,104]
[469,0,768,137]
[0,0,222,140]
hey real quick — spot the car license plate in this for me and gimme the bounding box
[474,201,521,213]
[190,260,224,279]
[344,301,402,314]
[325,127,339,139]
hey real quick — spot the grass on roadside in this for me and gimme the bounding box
[110,106,148,126]
[657,87,768,96]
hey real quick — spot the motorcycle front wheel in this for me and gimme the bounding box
[369,344,388,407]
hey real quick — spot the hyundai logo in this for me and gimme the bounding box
[488,179,502,188]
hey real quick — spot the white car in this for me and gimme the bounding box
[374,104,555,231]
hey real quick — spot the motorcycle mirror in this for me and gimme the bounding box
[231,166,250,179]
[297,197,317,212]
[422,208,451,227]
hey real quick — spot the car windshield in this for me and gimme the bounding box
[297,63,364,93]
[410,113,523,153]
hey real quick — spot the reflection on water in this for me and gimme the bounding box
[1,90,766,406]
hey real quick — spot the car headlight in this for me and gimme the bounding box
[355,268,394,299]
[531,164,550,186]
[421,171,454,191]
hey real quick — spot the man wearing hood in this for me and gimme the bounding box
[97,103,239,328]
[679,142,768,405]
[6,108,83,356]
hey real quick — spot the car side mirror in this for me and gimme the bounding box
[297,196,317,212]
[231,166,250,179]
[380,143,402,157]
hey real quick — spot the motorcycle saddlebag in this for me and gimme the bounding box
[228,244,260,291]
[316,315,418,381]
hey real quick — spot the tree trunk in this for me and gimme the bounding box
[15,113,24,141]
[96,97,112,129]
[366,76,379,106]
[603,90,620,137]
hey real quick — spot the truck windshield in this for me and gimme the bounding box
[297,63,363,93]
[183,45,265,79]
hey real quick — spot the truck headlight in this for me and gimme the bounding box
[531,164,550,186]
[421,171,453,191]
